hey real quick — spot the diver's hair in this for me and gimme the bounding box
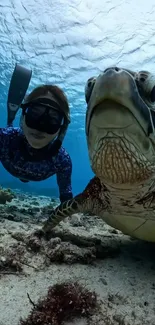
[24,84,70,122]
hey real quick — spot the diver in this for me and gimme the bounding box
[0,64,73,203]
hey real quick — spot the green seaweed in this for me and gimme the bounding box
[0,187,16,204]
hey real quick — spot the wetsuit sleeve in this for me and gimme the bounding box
[0,128,6,159]
[56,151,73,203]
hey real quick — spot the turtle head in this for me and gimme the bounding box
[85,67,155,188]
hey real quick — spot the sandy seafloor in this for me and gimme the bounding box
[0,189,154,325]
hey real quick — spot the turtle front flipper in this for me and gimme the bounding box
[42,176,106,235]
[42,198,80,234]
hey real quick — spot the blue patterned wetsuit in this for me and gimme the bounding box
[0,127,73,203]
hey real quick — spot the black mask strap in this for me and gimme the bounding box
[51,117,69,154]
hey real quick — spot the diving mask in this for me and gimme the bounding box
[21,97,64,135]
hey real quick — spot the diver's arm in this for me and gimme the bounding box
[56,151,73,203]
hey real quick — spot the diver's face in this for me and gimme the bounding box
[22,116,59,149]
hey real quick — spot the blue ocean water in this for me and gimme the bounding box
[0,0,155,197]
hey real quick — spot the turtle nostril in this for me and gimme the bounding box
[104,66,120,73]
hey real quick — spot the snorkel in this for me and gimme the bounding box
[7,64,70,153]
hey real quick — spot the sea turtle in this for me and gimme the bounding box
[43,67,155,242]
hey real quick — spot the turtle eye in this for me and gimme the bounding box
[85,77,96,104]
[150,86,155,102]
[136,71,155,103]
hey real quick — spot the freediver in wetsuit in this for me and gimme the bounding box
[1,64,73,203]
